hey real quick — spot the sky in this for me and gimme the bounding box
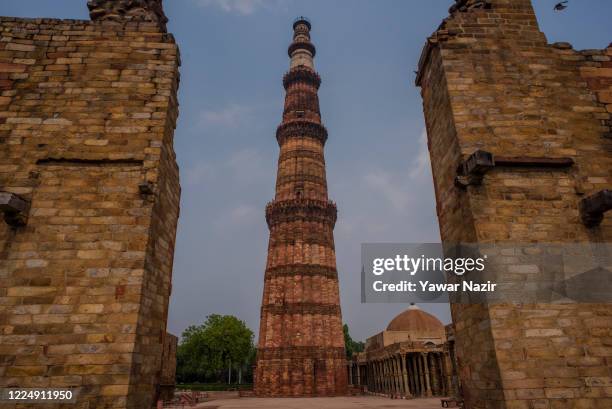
[2,0,611,342]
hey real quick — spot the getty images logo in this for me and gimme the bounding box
[372,254,487,277]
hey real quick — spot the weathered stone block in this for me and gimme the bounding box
[0,4,180,409]
[416,1,612,408]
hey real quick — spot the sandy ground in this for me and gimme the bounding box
[195,396,445,408]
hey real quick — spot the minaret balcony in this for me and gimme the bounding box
[276,120,328,145]
[265,199,337,228]
[288,40,317,58]
[283,67,321,90]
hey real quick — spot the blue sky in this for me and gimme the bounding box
[3,0,611,342]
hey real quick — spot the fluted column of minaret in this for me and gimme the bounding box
[255,18,348,397]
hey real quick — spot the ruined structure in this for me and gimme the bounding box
[0,0,181,407]
[417,0,612,408]
[348,305,458,399]
[254,18,348,397]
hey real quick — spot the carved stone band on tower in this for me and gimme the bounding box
[254,18,348,397]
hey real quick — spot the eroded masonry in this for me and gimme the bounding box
[0,1,180,408]
[417,0,611,408]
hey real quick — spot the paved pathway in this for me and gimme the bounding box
[196,396,444,408]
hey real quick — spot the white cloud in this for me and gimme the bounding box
[363,169,411,212]
[229,204,258,223]
[198,103,253,128]
[362,130,430,212]
[213,204,259,231]
[228,148,262,170]
[227,148,270,183]
[184,148,271,188]
[194,0,287,15]
[184,162,215,186]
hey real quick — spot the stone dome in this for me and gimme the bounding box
[386,304,444,335]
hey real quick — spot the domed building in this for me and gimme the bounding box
[348,304,459,398]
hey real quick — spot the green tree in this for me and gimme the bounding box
[177,314,254,384]
[343,324,365,359]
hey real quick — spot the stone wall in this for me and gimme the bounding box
[159,333,178,401]
[0,9,180,409]
[417,1,611,408]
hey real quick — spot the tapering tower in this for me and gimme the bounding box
[254,18,348,397]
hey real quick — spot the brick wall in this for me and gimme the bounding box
[417,1,611,408]
[0,15,180,409]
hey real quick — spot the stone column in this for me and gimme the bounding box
[387,358,393,394]
[391,355,402,395]
[382,358,389,393]
[390,358,395,394]
[434,353,444,396]
[418,354,426,396]
[357,364,361,386]
[371,362,375,391]
[389,358,394,394]
[396,354,406,396]
[380,360,385,393]
[400,353,411,397]
[390,358,395,395]
[377,361,382,392]
[407,354,414,396]
[377,360,382,392]
[349,363,353,386]
[373,361,378,392]
[379,360,384,393]
[443,354,455,396]
[410,354,421,396]
[394,358,399,395]
[413,354,419,396]
[428,354,436,395]
[389,356,398,393]
[423,353,432,397]
[393,355,402,395]
[437,354,447,396]
[388,358,393,394]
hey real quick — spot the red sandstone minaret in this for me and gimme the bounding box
[254,17,348,397]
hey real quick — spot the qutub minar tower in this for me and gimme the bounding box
[254,18,348,397]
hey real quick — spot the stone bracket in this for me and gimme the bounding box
[456,150,574,187]
[455,150,495,187]
[139,181,157,203]
[139,181,155,195]
[0,191,29,227]
[580,189,612,228]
